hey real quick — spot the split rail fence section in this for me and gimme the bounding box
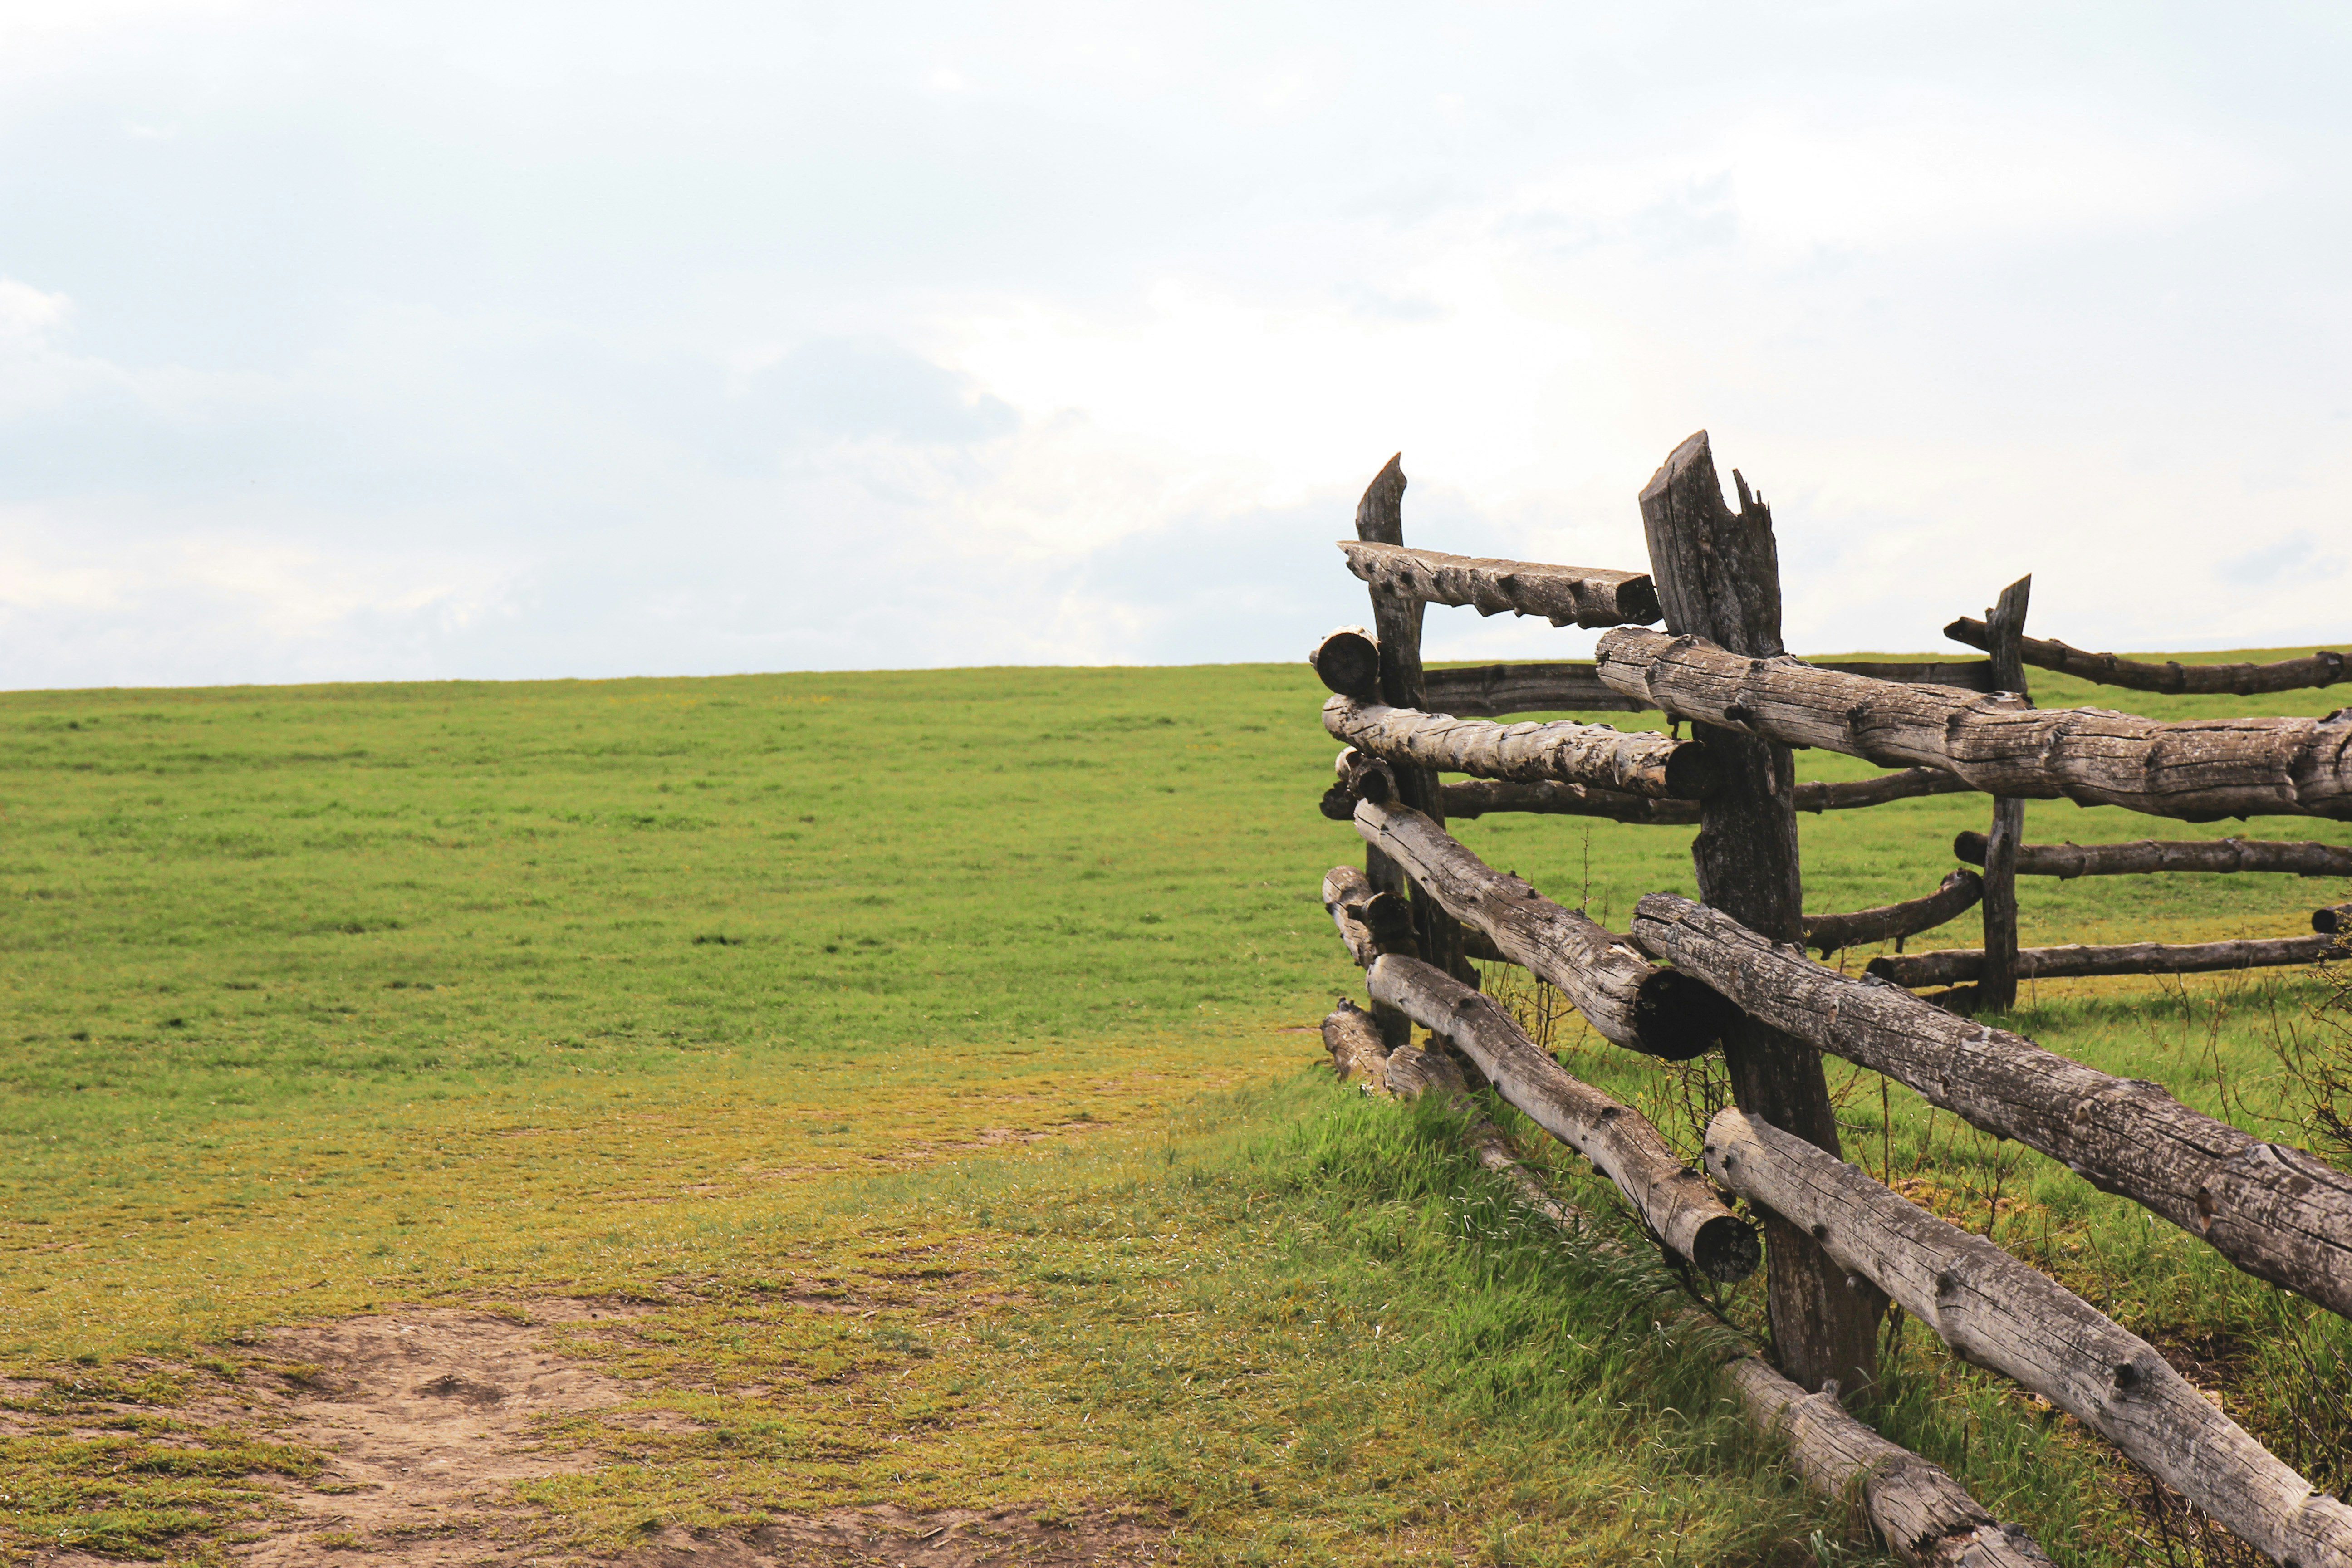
[1309,435,2352,1568]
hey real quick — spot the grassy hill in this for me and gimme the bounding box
[3,658,2348,1564]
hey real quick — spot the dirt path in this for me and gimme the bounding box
[42,1299,1163,1568]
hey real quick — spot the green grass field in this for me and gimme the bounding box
[3,657,2350,1565]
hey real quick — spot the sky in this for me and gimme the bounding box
[1,1,2348,689]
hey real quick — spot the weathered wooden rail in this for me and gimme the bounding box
[1318,1008,2053,1567]
[1946,617,2352,696]
[1706,1109,2352,1568]
[1592,626,2352,822]
[1955,831,2352,878]
[1866,932,2348,986]
[1306,436,2352,1566]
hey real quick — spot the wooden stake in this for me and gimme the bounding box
[1353,457,1473,984]
[1979,575,2031,1012]
[1636,429,1880,1395]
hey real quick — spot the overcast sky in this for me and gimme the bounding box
[2,1,2347,688]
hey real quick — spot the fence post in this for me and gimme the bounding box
[1637,431,1879,1396]
[1352,456,1475,992]
[1978,576,2032,1013]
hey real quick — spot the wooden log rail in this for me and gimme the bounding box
[1339,540,1662,629]
[1421,660,1996,720]
[1629,892,2352,1320]
[1955,831,2352,879]
[1947,617,2352,696]
[1319,1005,2052,1566]
[1802,870,1983,956]
[1367,954,1760,1280]
[1439,767,1974,824]
[1594,626,2352,821]
[1352,799,1736,1060]
[2322,905,2352,936]
[1705,1108,2352,1568]
[1867,934,2347,988]
[1423,661,1648,715]
[1323,693,1715,799]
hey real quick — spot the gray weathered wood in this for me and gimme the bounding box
[1441,778,1703,824]
[1955,831,2352,879]
[1723,1353,2058,1567]
[1632,891,2352,1321]
[1638,429,1877,1396]
[1320,746,1400,822]
[1324,694,1715,799]
[1326,1005,2052,1566]
[1382,1037,1467,1098]
[1946,618,2352,696]
[1339,539,1663,629]
[1421,658,1993,718]
[1803,870,1984,956]
[1321,864,1417,967]
[1320,1000,1393,1088]
[1353,799,1735,1060]
[1423,661,1651,715]
[1439,766,1973,824]
[1352,457,1473,981]
[1813,659,1998,692]
[1309,625,1382,699]
[1323,863,1416,1049]
[1593,627,2352,822]
[2321,904,2352,936]
[1978,577,2032,1012]
[1867,934,2347,987]
[1368,953,1757,1279]
[1705,1107,2352,1568]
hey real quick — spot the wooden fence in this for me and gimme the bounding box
[1308,434,2352,1568]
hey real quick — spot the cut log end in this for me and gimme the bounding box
[1310,626,1383,699]
[2318,904,2350,936]
[1694,1212,1764,1283]
[1632,968,1741,1062]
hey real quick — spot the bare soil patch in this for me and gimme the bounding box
[38,1298,1163,1568]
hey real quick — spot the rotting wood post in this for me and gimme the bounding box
[1353,456,1475,990]
[1978,577,2032,1013]
[1637,429,1880,1396]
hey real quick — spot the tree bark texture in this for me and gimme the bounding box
[1381,1038,1468,1098]
[1866,934,2347,987]
[1320,746,1400,823]
[1338,539,1663,629]
[1441,778,1704,825]
[1955,832,2352,879]
[1309,625,1382,699]
[1323,694,1715,799]
[1977,577,2033,1011]
[1632,891,2352,1321]
[1722,1356,2056,1568]
[1593,627,2352,822]
[1438,767,1974,824]
[1422,661,1650,715]
[1322,864,1416,1049]
[2321,904,2352,936]
[1946,618,2352,697]
[1352,456,1472,981]
[1352,799,1736,1060]
[1419,659,1994,718]
[1638,428,1877,1396]
[1323,1002,2052,1566]
[1705,1107,2352,1568]
[1367,953,1759,1280]
[1802,870,1984,956]
[1320,1001,1394,1088]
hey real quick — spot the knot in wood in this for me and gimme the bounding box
[2110,1360,2143,1396]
